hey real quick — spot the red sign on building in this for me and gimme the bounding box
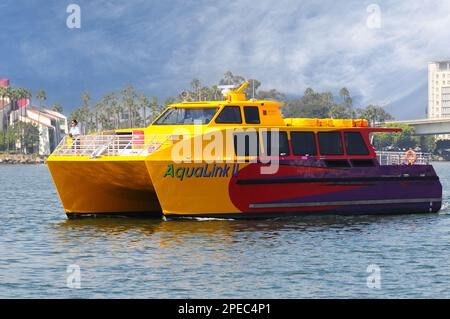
[0,79,10,87]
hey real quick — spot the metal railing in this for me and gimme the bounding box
[376,151,432,165]
[51,134,176,158]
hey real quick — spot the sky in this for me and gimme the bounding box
[1,0,450,119]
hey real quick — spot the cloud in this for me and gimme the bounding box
[2,0,450,118]
[163,0,450,115]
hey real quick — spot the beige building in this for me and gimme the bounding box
[428,61,450,118]
[17,107,68,155]
[428,61,450,139]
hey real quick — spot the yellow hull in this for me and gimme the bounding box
[145,159,243,217]
[47,158,161,217]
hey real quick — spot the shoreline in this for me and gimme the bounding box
[0,154,47,165]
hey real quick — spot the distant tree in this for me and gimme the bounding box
[257,89,287,102]
[245,79,261,99]
[50,103,63,113]
[108,93,121,129]
[357,105,393,126]
[139,93,150,127]
[149,96,163,123]
[373,124,416,150]
[220,71,245,87]
[164,96,175,108]
[283,88,333,118]
[190,79,202,101]
[36,89,47,108]
[121,84,138,127]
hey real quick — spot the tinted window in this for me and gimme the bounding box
[234,132,259,156]
[154,107,218,125]
[291,132,317,156]
[261,131,290,156]
[318,132,344,156]
[215,106,242,124]
[344,132,369,155]
[244,106,260,124]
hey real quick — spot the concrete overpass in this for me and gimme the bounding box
[385,118,450,135]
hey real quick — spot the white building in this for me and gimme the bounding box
[428,61,450,139]
[17,108,68,155]
[428,61,450,118]
[1,78,68,155]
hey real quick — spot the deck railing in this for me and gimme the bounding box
[51,134,176,158]
[376,151,432,165]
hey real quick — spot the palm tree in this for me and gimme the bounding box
[190,79,201,101]
[17,88,32,153]
[121,84,137,127]
[100,95,112,130]
[149,96,161,123]
[358,105,393,126]
[108,93,121,129]
[36,90,47,108]
[139,93,150,127]
[35,89,46,130]
[4,87,21,151]
[339,87,353,118]
[51,103,63,113]
[80,91,91,134]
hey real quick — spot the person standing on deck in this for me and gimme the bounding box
[68,120,81,152]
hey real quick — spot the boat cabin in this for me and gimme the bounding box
[147,82,401,168]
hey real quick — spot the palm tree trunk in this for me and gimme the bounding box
[143,106,146,127]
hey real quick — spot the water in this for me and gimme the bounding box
[0,163,449,298]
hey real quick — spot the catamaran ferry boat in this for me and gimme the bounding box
[47,82,442,219]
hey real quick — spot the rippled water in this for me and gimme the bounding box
[0,163,449,298]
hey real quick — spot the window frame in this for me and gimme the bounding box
[153,107,219,125]
[261,130,290,156]
[317,131,345,156]
[243,106,261,124]
[214,105,243,124]
[343,131,370,156]
[290,131,318,157]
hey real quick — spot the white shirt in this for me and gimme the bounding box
[69,126,80,136]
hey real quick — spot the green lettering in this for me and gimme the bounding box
[164,164,174,177]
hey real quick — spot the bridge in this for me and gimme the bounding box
[384,118,450,135]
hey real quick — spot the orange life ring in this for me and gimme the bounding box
[404,149,417,165]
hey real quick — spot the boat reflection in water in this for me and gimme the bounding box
[56,214,414,250]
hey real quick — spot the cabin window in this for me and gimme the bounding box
[261,131,290,156]
[318,132,344,156]
[344,132,370,155]
[291,132,317,156]
[244,106,261,124]
[215,106,242,124]
[154,107,218,125]
[234,132,259,157]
